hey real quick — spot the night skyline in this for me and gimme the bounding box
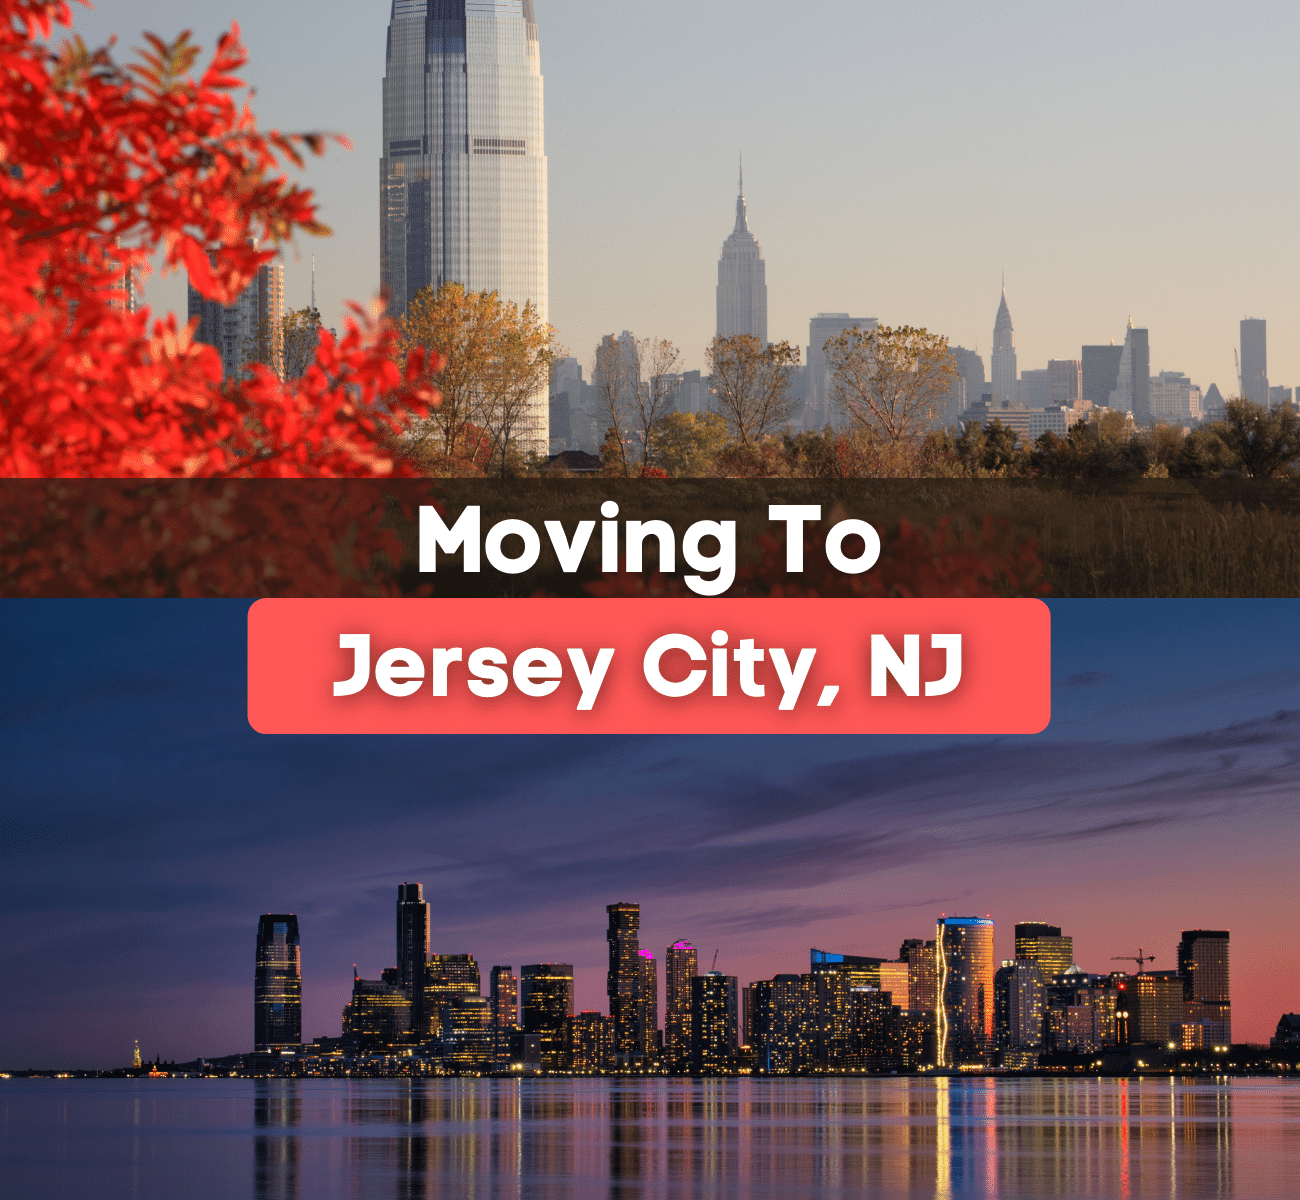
[2,599,1298,1069]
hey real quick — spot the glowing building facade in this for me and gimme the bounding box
[664,940,698,1071]
[936,916,995,1067]
[380,0,548,451]
[254,913,301,1052]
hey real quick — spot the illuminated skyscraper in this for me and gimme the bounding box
[520,963,573,1071]
[254,914,301,1052]
[1179,929,1231,1044]
[664,940,698,1072]
[690,972,738,1075]
[991,288,1017,404]
[380,0,548,450]
[716,164,767,343]
[1014,922,1074,979]
[936,916,995,1067]
[490,965,518,1030]
[900,938,937,1013]
[422,953,480,1039]
[993,959,1043,1051]
[343,970,412,1051]
[638,949,659,1057]
[397,882,430,1029]
[606,902,642,1060]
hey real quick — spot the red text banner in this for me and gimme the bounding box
[247,598,1050,736]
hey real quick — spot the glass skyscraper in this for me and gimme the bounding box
[254,913,301,1052]
[936,916,995,1067]
[380,0,548,447]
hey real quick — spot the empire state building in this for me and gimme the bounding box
[716,168,768,343]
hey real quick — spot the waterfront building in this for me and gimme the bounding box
[900,939,937,1013]
[1044,969,1118,1053]
[1240,319,1268,406]
[490,965,518,1030]
[606,902,643,1061]
[810,949,910,1011]
[379,0,548,452]
[422,953,481,1039]
[690,972,738,1074]
[1128,970,1185,1044]
[936,916,995,1067]
[664,940,698,1072]
[439,994,493,1068]
[1014,923,1074,979]
[520,963,574,1071]
[396,882,431,1029]
[564,1011,614,1073]
[189,251,283,381]
[990,289,1017,405]
[716,165,767,343]
[1179,930,1231,1045]
[638,949,659,1059]
[342,971,412,1052]
[747,975,809,1074]
[254,914,301,1052]
[846,988,902,1070]
[994,959,1044,1051]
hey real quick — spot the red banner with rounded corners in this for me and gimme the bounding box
[246,597,1050,736]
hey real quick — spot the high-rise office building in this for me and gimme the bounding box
[397,882,430,1030]
[189,253,284,381]
[422,953,480,1038]
[396,883,431,997]
[664,940,698,1072]
[1047,360,1082,407]
[342,971,412,1052]
[949,347,986,420]
[520,963,573,1071]
[690,971,738,1074]
[993,959,1043,1051]
[606,902,643,1059]
[1109,320,1150,421]
[254,914,301,1052]
[806,313,878,428]
[936,916,995,1067]
[900,938,937,1013]
[563,1011,614,1073]
[490,965,518,1030]
[1081,343,1123,407]
[991,289,1017,405]
[1014,923,1074,979]
[1129,970,1184,1044]
[810,949,910,1011]
[1240,319,1268,405]
[638,949,659,1057]
[1179,929,1231,1044]
[380,0,547,449]
[716,165,767,343]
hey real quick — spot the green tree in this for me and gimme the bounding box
[1214,398,1300,477]
[281,306,323,380]
[705,334,800,447]
[954,419,1026,474]
[824,324,957,444]
[652,411,729,477]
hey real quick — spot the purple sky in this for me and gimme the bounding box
[2,599,1298,1068]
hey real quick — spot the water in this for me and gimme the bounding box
[3,1076,1298,1199]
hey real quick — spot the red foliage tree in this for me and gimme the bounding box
[0,1,450,594]
[1,0,438,478]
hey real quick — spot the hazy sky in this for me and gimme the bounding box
[69,1,1300,394]
[3,599,1298,1068]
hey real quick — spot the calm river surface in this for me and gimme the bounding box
[3,1076,1298,1199]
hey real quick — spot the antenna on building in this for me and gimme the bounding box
[311,255,316,313]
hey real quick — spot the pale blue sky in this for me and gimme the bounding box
[74,1,1300,393]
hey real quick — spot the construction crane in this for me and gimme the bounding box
[710,950,719,973]
[1111,949,1155,970]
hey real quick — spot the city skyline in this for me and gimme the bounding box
[2,599,1297,1068]
[70,1,1300,400]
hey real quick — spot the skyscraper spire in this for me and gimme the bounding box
[718,166,767,342]
[311,254,316,312]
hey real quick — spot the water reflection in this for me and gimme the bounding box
[253,1080,300,1200]
[10,1075,1266,1200]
